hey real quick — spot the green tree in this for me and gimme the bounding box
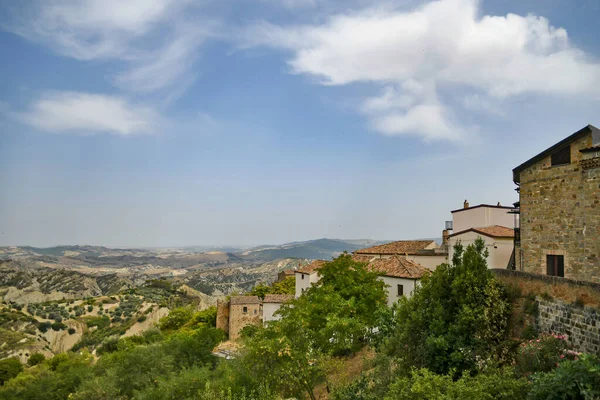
[158,306,194,331]
[386,238,512,376]
[0,358,23,385]
[27,354,45,367]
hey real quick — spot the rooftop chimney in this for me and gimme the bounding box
[463,199,469,209]
[442,229,449,246]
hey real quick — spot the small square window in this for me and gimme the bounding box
[551,146,570,166]
[242,306,248,313]
[546,255,564,277]
[397,284,404,297]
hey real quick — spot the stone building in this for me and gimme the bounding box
[216,294,294,340]
[217,296,262,340]
[513,124,600,282]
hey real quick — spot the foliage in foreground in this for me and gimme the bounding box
[386,238,513,376]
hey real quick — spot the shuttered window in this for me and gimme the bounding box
[546,255,564,277]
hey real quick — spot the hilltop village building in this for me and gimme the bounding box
[353,240,445,271]
[512,124,600,282]
[295,255,430,306]
[446,202,516,270]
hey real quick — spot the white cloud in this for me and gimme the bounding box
[19,92,159,135]
[245,0,600,141]
[4,0,211,94]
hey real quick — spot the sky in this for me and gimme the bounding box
[1,0,599,248]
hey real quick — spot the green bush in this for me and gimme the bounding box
[385,368,529,400]
[27,353,46,366]
[515,333,575,376]
[68,328,76,335]
[51,322,67,331]
[38,322,52,333]
[137,315,147,323]
[0,357,23,385]
[528,354,600,399]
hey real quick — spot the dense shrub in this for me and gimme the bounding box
[0,357,23,385]
[385,368,529,400]
[515,333,577,376]
[27,353,46,366]
[528,354,600,400]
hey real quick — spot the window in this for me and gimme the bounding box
[546,255,564,277]
[254,309,257,315]
[397,284,404,297]
[551,146,570,166]
[242,306,248,313]
[301,274,304,280]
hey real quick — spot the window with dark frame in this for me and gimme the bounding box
[546,255,564,277]
[397,284,404,297]
[301,274,304,280]
[551,146,571,166]
[242,306,248,313]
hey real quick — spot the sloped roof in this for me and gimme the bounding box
[354,240,435,255]
[296,260,327,274]
[263,294,294,303]
[449,225,514,239]
[351,254,376,263]
[230,296,261,305]
[368,256,430,279]
[513,124,600,183]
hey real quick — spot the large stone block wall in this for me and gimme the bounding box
[229,303,261,340]
[518,133,600,282]
[537,297,600,355]
[216,300,230,335]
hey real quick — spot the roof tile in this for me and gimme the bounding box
[354,240,435,255]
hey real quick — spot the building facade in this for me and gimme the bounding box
[294,256,430,306]
[513,124,600,282]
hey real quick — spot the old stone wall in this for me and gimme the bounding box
[537,297,600,355]
[229,303,262,340]
[216,299,230,335]
[518,133,600,282]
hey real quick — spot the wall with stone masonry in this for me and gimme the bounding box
[229,303,261,340]
[517,132,600,282]
[216,299,230,335]
[537,297,600,355]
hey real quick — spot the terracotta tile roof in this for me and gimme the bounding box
[263,294,294,303]
[281,269,296,276]
[351,254,376,263]
[354,240,435,255]
[368,256,430,279]
[449,225,514,239]
[230,296,261,305]
[296,260,327,274]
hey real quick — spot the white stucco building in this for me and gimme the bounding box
[294,256,430,306]
[262,294,294,324]
[445,202,515,270]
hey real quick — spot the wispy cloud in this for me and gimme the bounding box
[18,92,159,135]
[3,0,213,94]
[243,0,600,141]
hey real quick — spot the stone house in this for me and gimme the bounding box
[512,124,600,282]
[216,294,294,340]
[216,296,262,340]
[445,201,515,269]
[294,256,430,306]
[353,240,446,271]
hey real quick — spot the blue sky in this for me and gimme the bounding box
[1,0,599,247]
